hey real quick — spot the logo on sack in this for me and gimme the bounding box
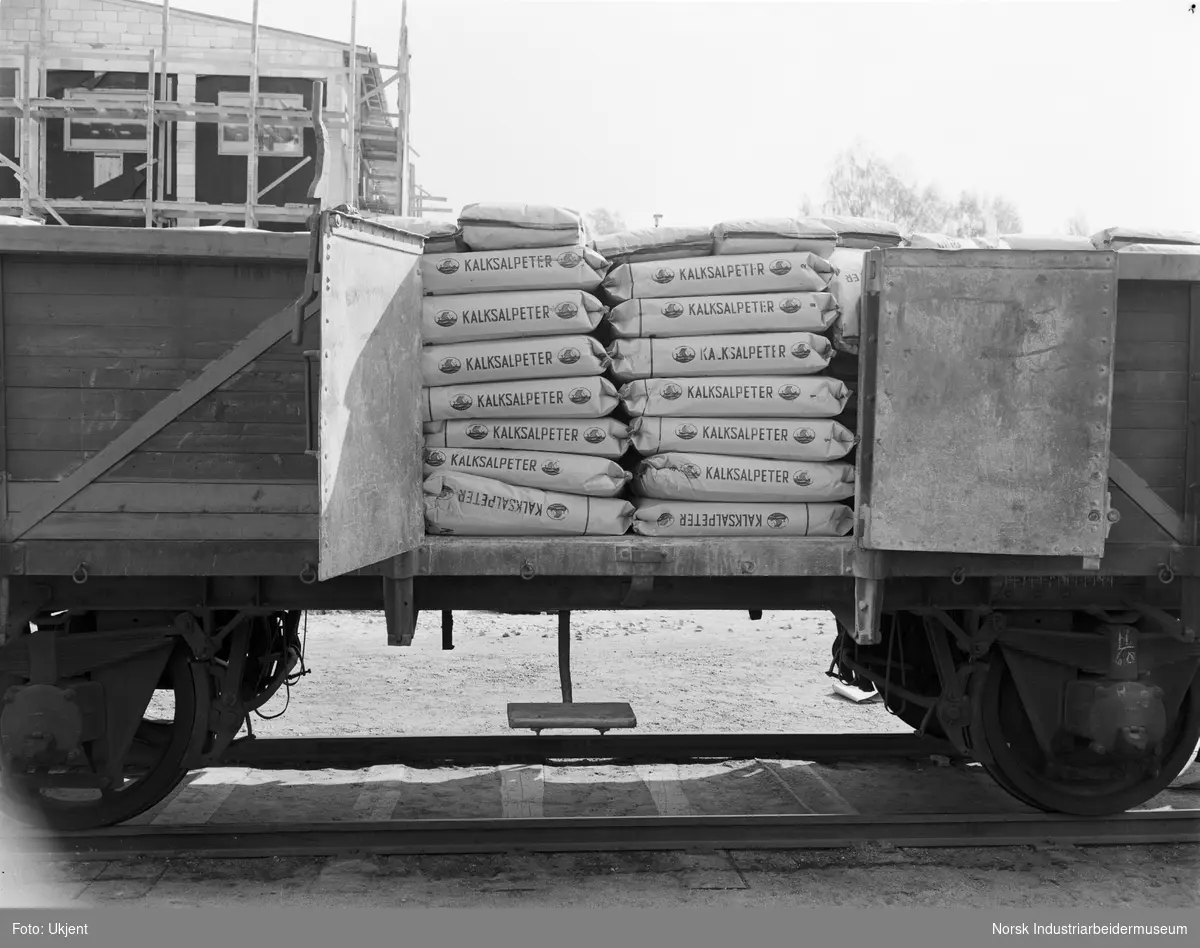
[767,512,789,529]
[541,460,561,476]
[651,267,676,285]
[791,342,812,359]
[438,357,462,375]
[662,302,685,318]
[779,384,801,401]
[424,449,446,467]
[793,427,816,444]
[568,387,593,405]
[559,347,581,365]
[793,471,813,487]
[769,259,792,276]
[435,309,459,327]
[675,423,698,440]
[584,426,607,444]
[557,251,581,269]
[547,503,569,520]
[657,511,675,527]
[679,463,702,480]
[555,301,579,319]
[661,383,683,400]
[672,346,696,364]
[466,423,489,440]
[436,258,460,275]
[780,297,801,314]
[449,394,473,412]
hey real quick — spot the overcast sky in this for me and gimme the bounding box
[150,0,1196,234]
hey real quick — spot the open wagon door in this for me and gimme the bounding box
[857,248,1119,559]
[316,210,426,580]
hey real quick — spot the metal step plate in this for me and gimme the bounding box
[507,702,637,735]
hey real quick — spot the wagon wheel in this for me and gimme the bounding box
[971,649,1200,816]
[0,643,209,831]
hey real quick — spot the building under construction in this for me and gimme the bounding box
[0,0,440,229]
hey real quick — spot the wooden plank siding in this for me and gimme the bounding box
[1106,281,1192,544]
[0,249,318,544]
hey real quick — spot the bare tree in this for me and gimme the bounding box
[585,208,627,237]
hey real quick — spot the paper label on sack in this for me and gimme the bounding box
[424,471,633,536]
[711,218,837,259]
[620,376,850,418]
[630,416,856,461]
[609,332,834,382]
[606,292,838,339]
[421,290,606,344]
[425,417,631,458]
[423,446,631,496]
[421,334,609,387]
[602,252,834,302]
[634,452,855,504]
[423,376,619,421]
[631,499,853,537]
[421,246,607,296]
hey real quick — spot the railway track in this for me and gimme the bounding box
[10,810,1199,861]
[219,732,958,770]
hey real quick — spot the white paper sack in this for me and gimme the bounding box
[592,224,714,267]
[459,202,585,251]
[421,335,609,387]
[904,233,992,250]
[828,247,866,353]
[631,499,853,537]
[602,252,834,303]
[425,471,634,536]
[426,417,631,459]
[370,215,462,254]
[631,416,856,461]
[609,332,834,382]
[421,290,606,344]
[0,216,43,226]
[423,376,619,421]
[421,246,609,296]
[1117,243,1200,256]
[607,292,838,339]
[998,234,1095,251]
[621,376,850,418]
[816,216,903,249]
[423,446,631,496]
[635,452,855,504]
[1091,226,1200,251]
[711,218,837,258]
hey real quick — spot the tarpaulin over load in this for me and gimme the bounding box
[620,376,850,418]
[1091,226,1200,250]
[631,499,854,537]
[602,251,834,302]
[369,214,463,254]
[592,224,714,267]
[606,292,838,338]
[609,332,835,381]
[458,202,586,251]
[425,417,632,459]
[421,245,609,295]
[420,289,607,344]
[421,334,610,387]
[422,376,620,422]
[423,446,631,496]
[425,471,634,536]
[630,416,856,461]
[634,452,856,504]
[711,217,837,258]
[815,216,903,249]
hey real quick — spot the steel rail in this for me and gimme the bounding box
[13,810,1200,861]
[218,732,958,770]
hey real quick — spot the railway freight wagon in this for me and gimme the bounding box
[0,210,1198,830]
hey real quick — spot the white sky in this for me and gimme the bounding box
[147,0,1197,233]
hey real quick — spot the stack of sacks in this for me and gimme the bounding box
[420,203,633,537]
[603,217,856,539]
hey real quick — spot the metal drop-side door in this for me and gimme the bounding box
[316,210,426,580]
[857,248,1118,558]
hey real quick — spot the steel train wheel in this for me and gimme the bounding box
[0,643,209,831]
[972,650,1200,816]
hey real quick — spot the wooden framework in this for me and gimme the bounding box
[0,0,419,226]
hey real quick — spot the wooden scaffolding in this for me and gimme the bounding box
[0,0,422,227]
